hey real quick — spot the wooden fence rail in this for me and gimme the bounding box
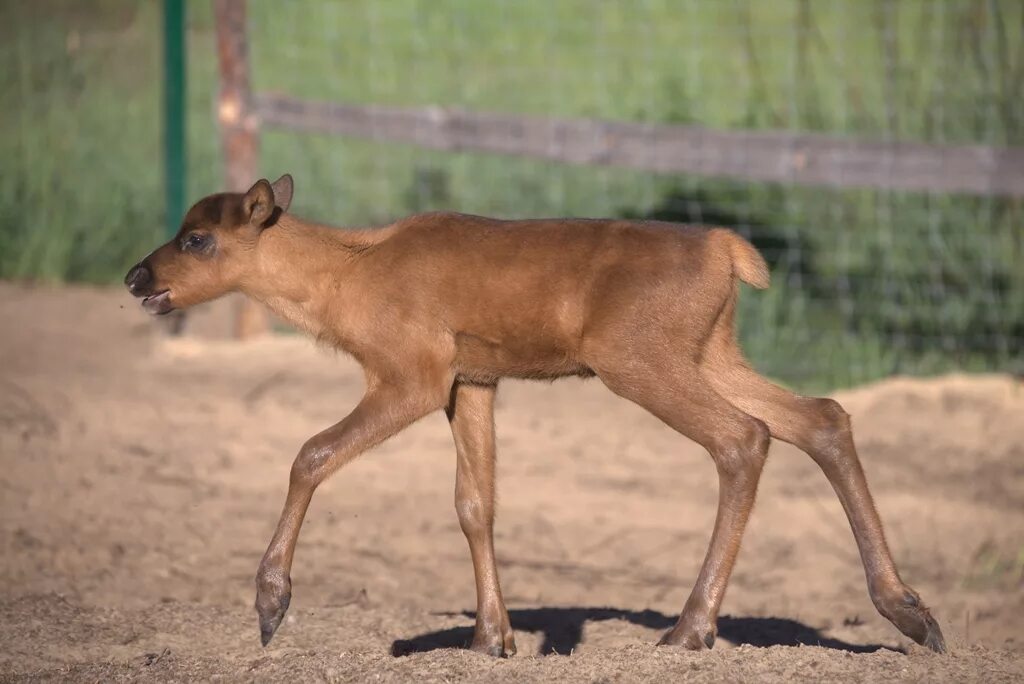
[256,93,1024,198]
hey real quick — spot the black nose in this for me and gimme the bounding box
[124,263,152,295]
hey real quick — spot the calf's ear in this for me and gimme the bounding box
[242,179,275,226]
[270,174,293,213]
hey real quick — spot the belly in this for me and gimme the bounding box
[452,330,594,383]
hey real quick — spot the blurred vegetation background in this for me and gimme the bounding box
[1,0,1021,390]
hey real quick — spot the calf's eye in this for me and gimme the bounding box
[183,233,209,251]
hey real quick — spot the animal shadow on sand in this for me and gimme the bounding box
[391,607,899,657]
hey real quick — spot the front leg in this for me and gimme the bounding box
[447,381,515,657]
[255,382,447,646]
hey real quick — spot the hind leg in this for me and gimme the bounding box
[598,361,770,649]
[702,301,945,651]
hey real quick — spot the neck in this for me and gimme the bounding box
[237,213,387,336]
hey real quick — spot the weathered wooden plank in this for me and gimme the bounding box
[255,93,1024,197]
[213,0,268,339]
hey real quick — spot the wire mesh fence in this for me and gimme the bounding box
[2,0,1021,389]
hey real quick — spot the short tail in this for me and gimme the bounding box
[710,228,771,289]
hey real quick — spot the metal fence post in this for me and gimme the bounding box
[161,0,188,336]
[163,0,186,240]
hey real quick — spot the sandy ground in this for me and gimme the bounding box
[0,282,1022,682]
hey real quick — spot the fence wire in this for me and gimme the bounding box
[2,1,1021,389]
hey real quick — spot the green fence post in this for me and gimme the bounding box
[164,0,186,238]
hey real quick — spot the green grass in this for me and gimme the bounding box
[962,541,1024,590]
[2,0,1022,391]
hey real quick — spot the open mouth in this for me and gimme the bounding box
[141,290,174,315]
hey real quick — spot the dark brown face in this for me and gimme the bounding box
[124,175,293,315]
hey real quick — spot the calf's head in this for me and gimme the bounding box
[124,174,293,314]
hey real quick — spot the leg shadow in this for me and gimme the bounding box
[392,607,897,657]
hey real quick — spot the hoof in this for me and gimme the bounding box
[658,621,716,650]
[919,619,947,654]
[469,630,517,658]
[876,587,947,654]
[255,570,292,647]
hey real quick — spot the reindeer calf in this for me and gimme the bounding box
[125,175,945,655]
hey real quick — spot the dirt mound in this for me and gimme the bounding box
[0,283,1021,682]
